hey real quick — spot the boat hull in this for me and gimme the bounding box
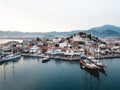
[0,55,21,62]
[80,59,99,70]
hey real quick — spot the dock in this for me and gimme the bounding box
[50,56,80,61]
[21,53,120,61]
[95,54,120,59]
[21,53,46,58]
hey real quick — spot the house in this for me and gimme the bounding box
[47,41,56,48]
[72,35,84,42]
[53,37,61,43]
[29,45,41,53]
[59,42,68,48]
[64,48,83,58]
[79,48,85,56]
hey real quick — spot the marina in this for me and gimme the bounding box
[0,0,120,89]
[0,33,119,90]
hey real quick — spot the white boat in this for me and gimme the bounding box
[80,56,99,70]
[43,56,49,60]
[87,56,105,68]
[42,56,50,62]
[0,41,21,62]
[0,53,21,62]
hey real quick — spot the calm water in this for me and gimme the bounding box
[0,57,120,90]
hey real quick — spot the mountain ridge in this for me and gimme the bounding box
[0,24,120,38]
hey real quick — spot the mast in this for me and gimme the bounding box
[12,41,13,54]
[97,42,99,60]
[86,33,88,56]
[3,63,7,83]
[3,45,5,56]
[12,61,15,79]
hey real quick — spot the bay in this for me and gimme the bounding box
[0,57,120,90]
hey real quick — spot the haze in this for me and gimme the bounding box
[0,0,120,32]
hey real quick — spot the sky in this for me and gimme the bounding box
[0,0,120,32]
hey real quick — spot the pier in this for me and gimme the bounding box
[95,54,120,59]
[21,53,120,60]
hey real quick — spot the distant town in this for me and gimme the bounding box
[0,32,120,61]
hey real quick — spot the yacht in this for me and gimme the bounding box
[0,53,21,62]
[87,56,105,68]
[80,56,99,70]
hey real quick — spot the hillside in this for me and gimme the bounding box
[86,24,120,37]
[0,24,120,38]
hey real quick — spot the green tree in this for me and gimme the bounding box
[36,37,40,41]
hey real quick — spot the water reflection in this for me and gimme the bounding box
[0,58,20,65]
[80,64,100,80]
[0,58,20,85]
[12,61,15,79]
[3,64,7,83]
[80,63,107,80]
[22,56,42,63]
[52,59,79,65]
[1,57,120,90]
[22,56,41,60]
[42,59,49,63]
[99,68,107,76]
[80,64,103,90]
[79,63,108,90]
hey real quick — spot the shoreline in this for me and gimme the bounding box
[21,53,120,61]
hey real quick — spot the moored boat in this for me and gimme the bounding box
[87,56,105,68]
[42,56,50,63]
[0,53,21,62]
[80,56,100,70]
[0,41,21,62]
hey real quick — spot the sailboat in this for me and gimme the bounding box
[87,56,105,68]
[0,41,21,62]
[80,56,99,70]
[42,55,50,63]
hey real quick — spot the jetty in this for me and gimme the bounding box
[95,54,120,59]
[21,53,48,58]
[50,56,80,61]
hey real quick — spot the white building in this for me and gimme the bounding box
[53,38,61,43]
[59,42,68,48]
[29,45,41,53]
[72,35,84,42]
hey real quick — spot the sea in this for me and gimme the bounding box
[0,57,120,90]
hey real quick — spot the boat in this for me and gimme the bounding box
[80,56,100,70]
[0,53,21,62]
[87,56,105,68]
[42,56,50,63]
[0,41,21,62]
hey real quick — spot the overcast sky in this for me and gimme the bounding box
[0,0,120,32]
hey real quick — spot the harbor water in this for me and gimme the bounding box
[0,57,120,90]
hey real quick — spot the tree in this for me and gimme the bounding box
[88,34,92,40]
[36,37,40,41]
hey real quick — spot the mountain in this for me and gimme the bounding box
[0,24,120,38]
[89,25,120,33]
[0,30,84,38]
[86,24,120,37]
